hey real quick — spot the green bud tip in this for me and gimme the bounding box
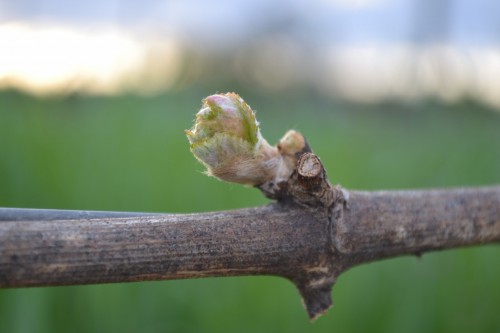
[186,93,278,185]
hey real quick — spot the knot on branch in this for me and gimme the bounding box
[288,153,333,207]
[295,270,336,321]
[279,152,349,320]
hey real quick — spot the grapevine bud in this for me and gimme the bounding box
[186,93,279,185]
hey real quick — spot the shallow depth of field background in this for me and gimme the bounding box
[1,1,499,332]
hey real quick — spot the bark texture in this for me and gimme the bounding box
[0,153,499,320]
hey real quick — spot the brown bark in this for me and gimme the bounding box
[0,153,499,320]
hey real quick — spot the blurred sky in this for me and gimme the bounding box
[1,0,499,46]
[1,0,500,107]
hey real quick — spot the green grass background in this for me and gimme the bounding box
[0,89,499,332]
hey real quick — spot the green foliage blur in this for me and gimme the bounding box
[1,89,499,333]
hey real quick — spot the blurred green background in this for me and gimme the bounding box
[1,89,499,332]
[2,0,500,331]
